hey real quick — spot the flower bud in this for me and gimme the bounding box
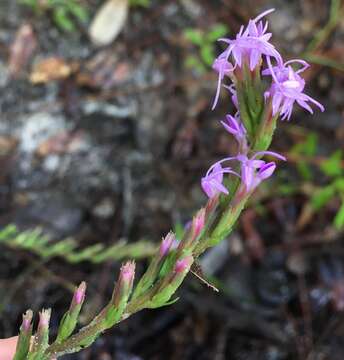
[71,281,86,309]
[133,233,177,301]
[104,261,136,327]
[116,261,135,298]
[191,208,205,240]
[38,308,51,333]
[30,308,51,356]
[174,256,193,274]
[13,310,33,360]
[56,282,87,343]
[177,210,206,257]
[159,232,175,258]
[22,309,33,333]
[148,255,194,309]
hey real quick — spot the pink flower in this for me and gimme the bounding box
[201,151,286,198]
[237,151,286,191]
[201,161,239,198]
[264,58,324,120]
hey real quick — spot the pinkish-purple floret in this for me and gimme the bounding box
[264,59,324,120]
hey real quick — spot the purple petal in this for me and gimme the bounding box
[249,49,260,70]
[253,151,287,161]
[304,95,325,112]
[258,162,276,180]
[248,20,258,37]
[210,179,229,195]
[241,164,254,190]
[212,72,222,110]
[272,92,283,115]
[232,47,242,67]
[296,99,314,114]
[254,8,275,22]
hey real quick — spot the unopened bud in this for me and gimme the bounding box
[177,210,205,255]
[119,261,135,290]
[30,308,51,355]
[191,209,205,239]
[112,261,135,307]
[56,282,87,343]
[71,281,86,309]
[22,310,33,333]
[105,261,135,327]
[133,232,176,300]
[159,232,175,257]
[148,255,194,309]
[174,256,193,274]
[13,310,33,360]
[38,308,51,332]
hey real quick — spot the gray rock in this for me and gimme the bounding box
[18,112,68,153]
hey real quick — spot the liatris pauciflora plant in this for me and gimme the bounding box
[13,8,324,359]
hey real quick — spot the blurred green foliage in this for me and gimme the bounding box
[20,0,89,32]
[291,133,318,181]
[184,24,228,74]
[290,132,344,230]
[129,0,151,7]
[0,224,156,263]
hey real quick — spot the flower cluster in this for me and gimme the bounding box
[202,8,323,199]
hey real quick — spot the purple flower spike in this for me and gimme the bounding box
[264,58,325,120]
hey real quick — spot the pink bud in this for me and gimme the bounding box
[192,209,205,239]
[175,256,193,273]
[38,309,51,330]
[74,281,86,305]
[120,261,135,283]
[159,232,175,257]
[22,310,33,333]
[112,261,136,307]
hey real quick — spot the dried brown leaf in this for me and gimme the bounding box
[30,57,78,84]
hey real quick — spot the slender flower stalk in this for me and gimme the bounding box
[14,8,325,360]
